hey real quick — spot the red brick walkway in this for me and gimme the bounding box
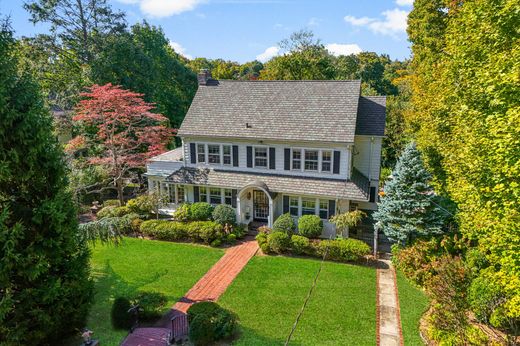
[121,238,259,345]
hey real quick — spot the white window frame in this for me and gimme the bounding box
[209,187,222,205]
[207,144,221,164]
[284,195,331,220]
[289,196,299,217]
[289,147,336,174]
[223,145,232,166]
[304,149,319,172]
[199,186,208,202]
[224,189,233,205]
[291,148,302,170]
[321,151,332,173]
[197,144,206,163]
[253,146,268,169]
[318,199,329,220]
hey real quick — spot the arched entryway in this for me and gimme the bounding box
[237,180,274,227]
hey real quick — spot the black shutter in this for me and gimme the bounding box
[193,186,199,202]
[190,143,196,164]
[269,147,276,169]
[328,200,336,218]
[246,146,253,168]
[369,186,376,203]
[283,195,289,214]
[284,148,291,170]
[333,150,341,174]
[232,145,239,167]
[231,189,237,208]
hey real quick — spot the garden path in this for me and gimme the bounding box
[377,259,404,346]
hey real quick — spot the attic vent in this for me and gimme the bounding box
[246,122,252,128]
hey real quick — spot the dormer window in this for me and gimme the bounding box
[208,145,221,164]
[254,147,268,168]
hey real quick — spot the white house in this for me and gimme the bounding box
[146,70,386,238]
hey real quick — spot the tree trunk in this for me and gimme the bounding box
[116,177,124,206]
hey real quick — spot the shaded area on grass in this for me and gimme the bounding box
[396,270,429,346]
[219,256,376,345]
[86,238,224,346]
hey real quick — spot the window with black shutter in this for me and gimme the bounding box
[232,145,239,167]
[284,148,291,170]
[333,151,341,174]
[246,146,253,168]
[269,147,276,169]
[190,143,196,164]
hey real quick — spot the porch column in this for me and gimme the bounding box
[268,198,274,228]
[236,196,241,224]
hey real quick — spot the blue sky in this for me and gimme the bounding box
[0,0,412,63]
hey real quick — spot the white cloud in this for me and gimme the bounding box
[169,41,193,59]
[344,8,409,37]
[256,46,280,62]
[117,0,206,17]
[325,43,362,56]
[344,15,374,26]
[396,0,413,6]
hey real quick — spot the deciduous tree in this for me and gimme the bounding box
[69,84,175,204]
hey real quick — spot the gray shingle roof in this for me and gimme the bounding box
[167,167,369,201]
[355,96,386,136]
[177,80,362,143]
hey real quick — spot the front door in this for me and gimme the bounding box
[253,190,269,221]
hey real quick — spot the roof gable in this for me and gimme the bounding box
[178,80,362,143]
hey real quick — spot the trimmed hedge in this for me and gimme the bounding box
[212,204,236,225]
[290,235,311,255]
[127,195,155,215]
[140,220,223,244]
[266,231,290,254]
[316,238,371,262]
[297,214,323,238]
[190,202,214,221]
[272,213,296,235]
[173,203,191,222]
[97,205,131,219]
[187,302,238,345]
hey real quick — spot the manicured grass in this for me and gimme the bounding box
[87,238,224,345]
[396,270,429,346]
[219,256,377,345]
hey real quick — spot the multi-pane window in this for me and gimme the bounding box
[224,189,233,205]
[289,196,299,216]
[292,149,301,170]
[304,150,319,171]
[210,187,222,204]
[177,185,185,204]
[199,186,208,202]
[168,184,176,203]
[223,145,232,165]
[197,144,206,163]
[254,147,268,168]
[301,198,316,216]
[208,145,221,164]
[322,151,332,172]
[319,200,329,219]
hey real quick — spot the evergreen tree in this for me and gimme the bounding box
[373,143,445,244]
[0,23,93,343]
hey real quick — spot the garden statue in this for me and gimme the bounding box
[81,328,93,345]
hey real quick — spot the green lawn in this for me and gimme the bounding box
[396,270,429,346]
[87,238,224,345]
[219,256,377,345]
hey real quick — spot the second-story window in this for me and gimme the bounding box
[254,147,268,168]
[208,145,221,164]
[197,144,206,163]
[292,149,301,170]
[223,145,232,165]
[322,151,332,172]
[304,150,319,171]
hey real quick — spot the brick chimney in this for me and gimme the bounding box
[197,69,212,85]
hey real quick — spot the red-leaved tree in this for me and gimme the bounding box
[68,83,174,204]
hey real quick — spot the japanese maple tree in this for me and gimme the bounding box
[69,83,174,204]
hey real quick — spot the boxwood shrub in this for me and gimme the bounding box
[266,231,290,254]
[190,202,214,221]
[140,220,223,244]
[315,238,371,262]
[187,302,238,345]
[297,215,323,238]
[290,235,311,255]
[212,204,236,225]
[272,213,296,235]
[173,203,191,222]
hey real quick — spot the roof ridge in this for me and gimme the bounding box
[213,79,362,83]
